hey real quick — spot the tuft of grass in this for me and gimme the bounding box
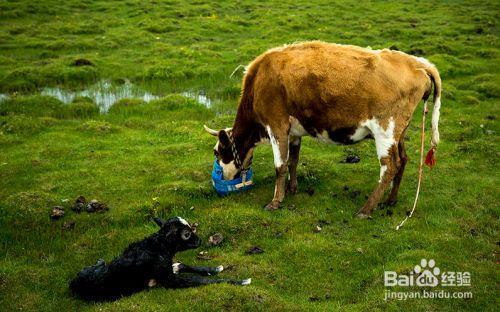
[67,98,100,118]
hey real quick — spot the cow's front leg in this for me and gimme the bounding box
[287,137,301,194]
[172,262,224,276]
[265,126,289,210]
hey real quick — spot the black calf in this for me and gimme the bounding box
[69,217,250,301]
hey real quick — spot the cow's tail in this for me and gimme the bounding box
[425,65,442,148]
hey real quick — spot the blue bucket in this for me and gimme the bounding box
[211,159,253,196]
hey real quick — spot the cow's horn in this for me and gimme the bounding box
[204,125,219,136]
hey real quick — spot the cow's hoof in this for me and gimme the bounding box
[356,212,373,219]
[286,183,298,195]
[264,201,281,211]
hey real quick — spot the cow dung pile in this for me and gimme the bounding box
[72,196,108,213]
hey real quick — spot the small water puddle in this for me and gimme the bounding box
[0,80,214,112]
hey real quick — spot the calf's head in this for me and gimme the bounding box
[153,217,201,252]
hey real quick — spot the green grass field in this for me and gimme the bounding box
[0,1,499,311]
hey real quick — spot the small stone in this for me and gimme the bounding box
[208,233,224,246]
[50,206,65,220]
[350,189,361,199]
[246,246,264,255]
[314,225,322,233]
[86,199,108,213]
[71,58,94,67]
[408,48,425,56]
[309,296,321,302]
[63,221,75,230]
[318,219,331,226]
[344,155,360,163]
[72,195,86,213]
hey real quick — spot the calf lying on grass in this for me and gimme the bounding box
[70,217,251,301]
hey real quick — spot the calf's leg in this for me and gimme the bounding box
[171,275,251,288]
[172,262,223,276]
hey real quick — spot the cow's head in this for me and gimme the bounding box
[204,125,253,180]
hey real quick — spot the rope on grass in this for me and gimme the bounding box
[396,101,428,231]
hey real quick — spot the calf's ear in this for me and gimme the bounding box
[153,217,164,227]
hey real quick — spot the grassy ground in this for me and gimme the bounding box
[0,0,499,311]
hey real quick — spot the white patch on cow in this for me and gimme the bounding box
[220,160,238,180]
[176,217,190,227]
[350,126,370,142]
[379,165,387,183]
[266,126,286,168]
[431,97,441,146]
[289,116,308,137]
[172,262,181,274]
[362,117,395,159]
[241,278,252,286]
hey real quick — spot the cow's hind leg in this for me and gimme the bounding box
[385,139,408,206]
[287,136,301,194]
[357,119,402,218]
[264,125,290,210]
[357,144,400,218]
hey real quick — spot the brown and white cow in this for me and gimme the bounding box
[205,41,441,218]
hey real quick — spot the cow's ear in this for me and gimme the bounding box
[218,130,230,147]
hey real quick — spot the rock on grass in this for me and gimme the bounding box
[246,246,264,255]
[208,233,223,246]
